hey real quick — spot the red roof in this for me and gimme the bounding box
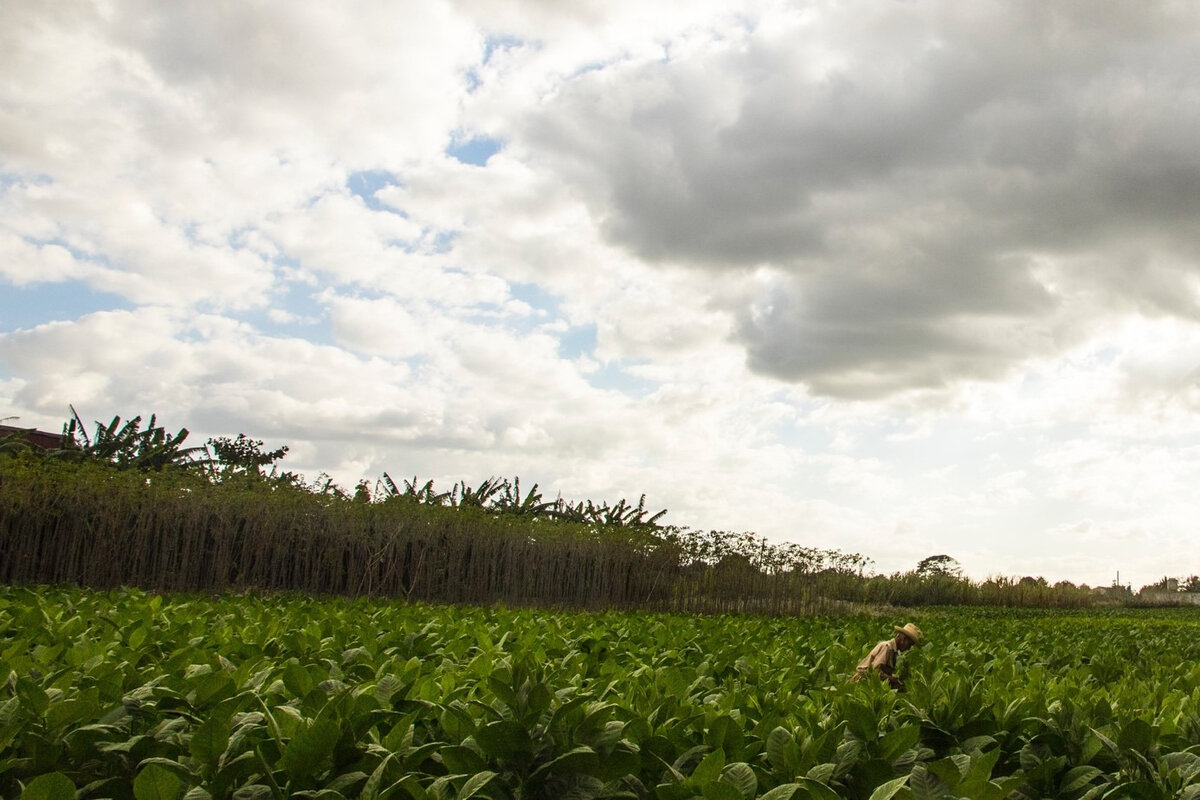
[0,424,66,450]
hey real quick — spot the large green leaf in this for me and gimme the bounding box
[766,727,797,774]
[21,773,77,800]
[908,764,947,800]
[458,771,497,799]
[1100,780,1166,800]
[533,746,601,779]
[190,715,232,769]
[1060,765,1103,794]
[692,749,726,783]
[134,764,186,800]
[282,718,341,780]
[701,781,742,800]
[878,724,921,762]
[474,720,533,761]
[1118,720,1154,754]
[440,745,487,775]
[791,778,843,800]
[360,753,396,800]
[758,786,803,800]
[867,775,909,800]
[843,700,879,741]
[721,763,757,799]
[282,663,316,699]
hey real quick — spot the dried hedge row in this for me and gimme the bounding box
[0,457,681,609]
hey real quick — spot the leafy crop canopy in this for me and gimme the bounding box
[3,587,1200,798]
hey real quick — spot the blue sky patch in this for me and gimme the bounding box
[446,136,502,166]
[508,281,559,314]
[230,281,335,346]
[559,323,597,360]
[430,231,460,254]
[346,170,402,212]
[0,280,132,332]
[466,36,526,91]
[0,172,52,191]
[585,360,657,397]
[484,35,524,63]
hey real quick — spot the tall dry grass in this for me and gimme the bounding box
[0,454,1100,611]
[0,456,682,609]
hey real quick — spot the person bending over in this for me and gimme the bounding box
[851,622,923,690]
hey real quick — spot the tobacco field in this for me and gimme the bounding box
[3,587,1200,799]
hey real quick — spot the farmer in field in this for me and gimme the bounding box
[851,622,923,690]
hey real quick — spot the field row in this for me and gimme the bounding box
[3,588,1200,799]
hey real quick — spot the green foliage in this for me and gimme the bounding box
[205,433,291,480]
[377,472,668,529]
[0,447,1104,612]
[0,455,686,606]
[19,773,76,800]
[59,405,211,471]
[914,556,962,579]
[0,428,36,458]
[0,407,1132,611]
[3,589,1200,799]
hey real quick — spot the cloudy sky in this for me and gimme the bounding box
[4,0,1200,587]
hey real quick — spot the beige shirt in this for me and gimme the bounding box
[852,638,899,683]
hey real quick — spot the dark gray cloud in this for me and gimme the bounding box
[739,254,1059,398]
[521,1,1200,397]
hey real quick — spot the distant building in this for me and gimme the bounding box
[1139,590,1200,606]
[0,424,65,451]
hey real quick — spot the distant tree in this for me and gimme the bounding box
[715,552,758,576]
[1140,576,1180,594]
[1184,575,1200,593]
[916,554,963,578]
[206,433,290,479]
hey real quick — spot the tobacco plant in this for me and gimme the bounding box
[4,589,1200,799]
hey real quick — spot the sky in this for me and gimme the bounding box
[3,1,1200,589]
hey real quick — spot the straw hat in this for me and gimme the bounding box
[893,622,924,646]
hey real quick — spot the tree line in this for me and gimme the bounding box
[0,409,1115,611]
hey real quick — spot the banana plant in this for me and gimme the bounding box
[378,473,452,506]
[493,478,556,517]
[57,406,211,471]
[452,476,505,508]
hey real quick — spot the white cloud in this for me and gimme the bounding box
[0,230,94,287]
[513,0,1200,398]
[5,0,1200,590]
